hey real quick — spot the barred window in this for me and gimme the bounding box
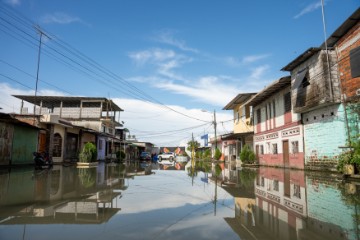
[53,133,62,157]
[291,141,299,154]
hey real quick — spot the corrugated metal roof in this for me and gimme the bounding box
[321,7,360,48]
[281,48,321,72]
[12,95,123,111]
[222,93,257,110]
[247,76,291,107]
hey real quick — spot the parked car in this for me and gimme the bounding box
[158,152,176,162]
[139,152,151,161]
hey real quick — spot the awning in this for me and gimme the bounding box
[292,68,308,90]
[221,132,253,141]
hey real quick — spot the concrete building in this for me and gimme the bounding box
[248,76,305,169]
[222,93,257,162]
[13,95,123,163]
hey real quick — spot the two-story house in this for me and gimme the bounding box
[247,76,305,169]
[324,8,360,143]
[222,93,257,162]
[13,95,123,163]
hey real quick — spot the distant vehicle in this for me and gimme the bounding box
[139,152,151,161]
[158,152,176,162]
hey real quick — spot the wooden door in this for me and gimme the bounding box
[38,132,47,153]
[283,140,289,168]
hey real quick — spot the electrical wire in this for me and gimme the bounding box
[0,5,211,123]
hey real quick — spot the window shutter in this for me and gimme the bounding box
[350,46,360,78]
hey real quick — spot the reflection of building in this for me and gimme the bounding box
[224,167,308,240]
[255,168,307,239]
[0,163,126,225]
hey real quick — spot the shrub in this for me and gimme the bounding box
[79,142,97,162]
[214,148,222,160]
[240,145,256,164]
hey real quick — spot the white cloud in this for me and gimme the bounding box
[113,97,233,146]
[242,54,271,64]
[4,0,20,6]
[154,76,240,107]
[225,54,270,67]
[129,48,176,66]
[0,83,232,146]
[0,82,68,114]
[249,65,270,79]
[154,29,199,53]
[294,1,327,19]
[41,12,87,25]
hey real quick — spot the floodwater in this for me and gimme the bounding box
[0,161,359,240]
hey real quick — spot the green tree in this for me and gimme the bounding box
[187,140,200,151]
[214,148,222,160]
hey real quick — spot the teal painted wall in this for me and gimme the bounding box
[11,125,38,164]
[303,104,347,162]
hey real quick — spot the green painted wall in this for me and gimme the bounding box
[11,125,38,164]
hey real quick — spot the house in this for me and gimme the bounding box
[13,95,123,162]
[222,93,257,162]
[280,9,360,168]
[0,113,40,165]
[247,76,305,169]
[323,8,360,143]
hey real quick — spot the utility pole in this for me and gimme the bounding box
[213,110,217,149]
[33,25,51,117]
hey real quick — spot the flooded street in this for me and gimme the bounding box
[0,161,359,240]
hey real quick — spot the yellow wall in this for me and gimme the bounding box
[233,103,253,133]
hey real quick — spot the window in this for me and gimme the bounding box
[260,145,264,155]
[291,141,299,154]
[99,139,103,150]
[294,184,301,198]
[284,92,291,113]
[302,76,310,88]
[273,180,279,191]
[256,108,261,124]
[261,177,265,187]
[350,46,360,78]
[273,100,276,118]
[272,143,278,154]
[53,133,62,157]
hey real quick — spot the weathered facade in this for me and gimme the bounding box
[222,93,257,162]
[0,113,39,165]
[248,77,305,169]
[281,8,360,168]
[13,95,124,163]
[326,8,360,143]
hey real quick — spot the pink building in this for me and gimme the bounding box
[248,76,304,169]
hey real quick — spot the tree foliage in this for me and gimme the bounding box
[187,140,200,151]
[240,145,256,164]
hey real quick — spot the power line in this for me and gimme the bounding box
[0,5,210,123]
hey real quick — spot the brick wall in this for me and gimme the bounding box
[336,21,360,101]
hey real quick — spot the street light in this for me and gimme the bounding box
[201,109,217,149]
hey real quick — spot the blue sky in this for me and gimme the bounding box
[0,0,358,146]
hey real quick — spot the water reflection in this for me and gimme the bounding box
[0,161,359,240]
[220,166,360,240]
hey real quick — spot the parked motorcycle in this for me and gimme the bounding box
[33,152,53,169]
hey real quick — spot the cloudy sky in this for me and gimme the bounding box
[0,0,358,146]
